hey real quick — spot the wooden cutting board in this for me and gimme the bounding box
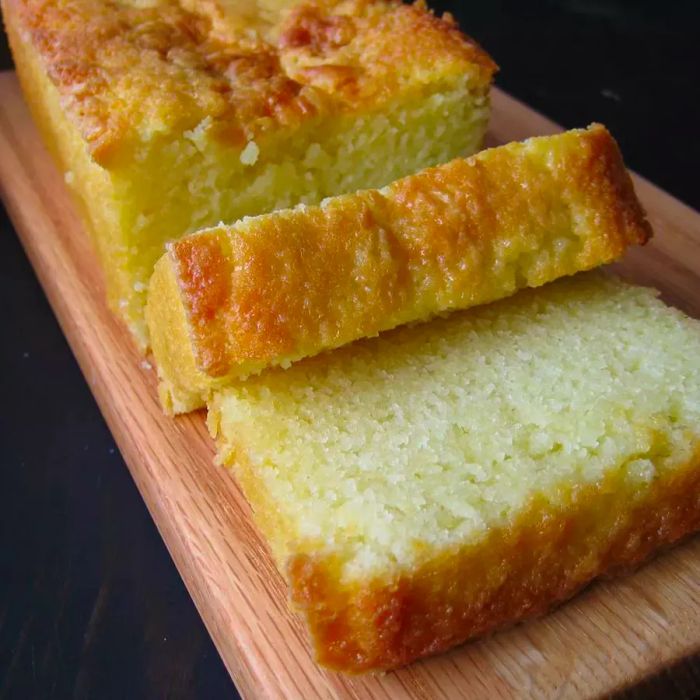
[1,69,700,699]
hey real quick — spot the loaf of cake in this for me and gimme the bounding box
[147,125,651,413]
[208,273,700,672]
[2,0,495,346]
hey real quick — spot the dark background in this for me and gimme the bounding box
[2,1,699,698]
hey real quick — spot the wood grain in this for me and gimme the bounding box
[1,71,699,699]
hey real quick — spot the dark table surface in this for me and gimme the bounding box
[2,2,700,698]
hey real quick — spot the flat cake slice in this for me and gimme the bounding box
[2,0,495,346]
[147,125,651,413]
[207,273,700,672]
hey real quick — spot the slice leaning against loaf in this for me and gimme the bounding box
[207,272,700,673]
[147,125,651,413]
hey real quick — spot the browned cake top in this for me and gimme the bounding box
[6,0,496,163]
[165,125,651,378]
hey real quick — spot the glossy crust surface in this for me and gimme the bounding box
[2,0,495,164]
[285,447,700,672]
[149,125,651,412]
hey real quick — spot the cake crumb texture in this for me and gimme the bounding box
[208,273,700,671]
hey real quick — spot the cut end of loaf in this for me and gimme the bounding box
[5,0,494,348]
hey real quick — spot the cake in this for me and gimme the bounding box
[147,125,651,413]
[2,0,496,346]
[207,273,700,672]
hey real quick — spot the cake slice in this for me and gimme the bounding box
[2,0,495,346]
[207,273,700,672]
[147,125,651,413]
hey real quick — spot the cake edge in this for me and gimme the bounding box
[280,445,700,672]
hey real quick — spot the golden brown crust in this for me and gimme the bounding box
[155,125,651,401]
[286,448,700,672]
[4,0,495,164]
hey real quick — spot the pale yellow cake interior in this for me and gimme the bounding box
[208,273,700,583]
